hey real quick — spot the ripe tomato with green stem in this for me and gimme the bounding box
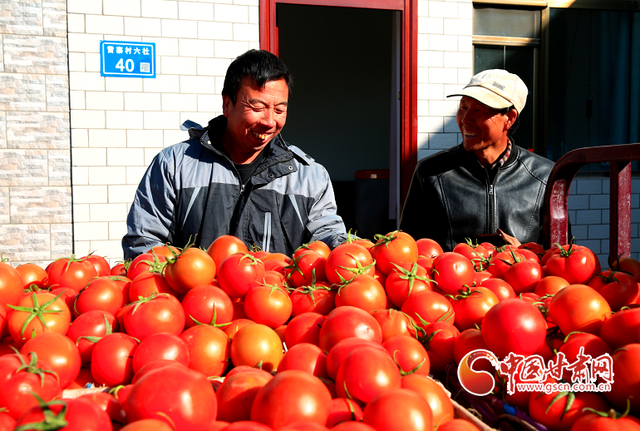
[46,255,98,292]
[7,291,71,346]
[370,231,419,276]
[324,243,375,285]
[385,262,434,309]
[217,252,266,299]
[164,243,216,294]
[431,252,475,295]
[123,292,186,341]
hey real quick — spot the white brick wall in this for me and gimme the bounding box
[66,0,260,263]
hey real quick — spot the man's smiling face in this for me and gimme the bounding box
[456,96,510,154]
[222,76,289,164]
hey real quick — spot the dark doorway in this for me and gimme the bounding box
[277,4,397,238]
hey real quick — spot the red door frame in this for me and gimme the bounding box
[259,0,418,202]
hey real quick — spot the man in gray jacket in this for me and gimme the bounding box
[122,49,347,260]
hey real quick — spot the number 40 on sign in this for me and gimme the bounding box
[100,41,156,78]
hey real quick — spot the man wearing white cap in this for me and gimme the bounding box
[399,69,554,251]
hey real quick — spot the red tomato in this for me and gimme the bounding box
[370,231,419,275]
[300,241,331,259]
[437,419,482,431]
[335,345,401,404]
[334,273,387,312]
[181,284,234,328]
[285,250,328,288]
[47,256,98,292]
[479,278,516,302]
[250,370,332,429]
[487,247,525,279]
[180,324,230,377]
[385,263,433,309]
[370,308,418,341]
[15,396,113,430]
[401,290,455,329]
[217,253,266,299]
[284,312,326,348]
[123,293,186,341]
[317,305,383,353]
[82,253,112,277]
[126,252,167,281]
[534,275,569,296]
[0,259,26,308]
[132,332,190,373]
[19,332,81,389]
[164,246,216,294]
[216,369,273,423]
[91,332,138,387]
[556,332,612,382]
[128,271,181,303]
[326,398,364,428]
[0,352,62,419]
[571,409,640,431]
[431,252,475,295]
[66,310,117,366]
[416,238,444,258]
[503,259,543,294]
[599,307,640,350]
[382,334,430,376]
[529,390,609,431]
[545,244,599,285]
[110,261,129,277]
[324,243,375,285]
[605,343,640,415]
[449,286,499,332]
[548,284,611,335]
[423,320,460,372]
[362,388,433,431]
[277,342,328,378]
[453,328,489,365]
[610,257,640,282]
[206,234,250,269]
[230,324,283,372]
[223,318,256,340]
[589,270,639,311]
[7,291,71,346]
[289,281,336,317]
[15,263,48,290]
[481,298,547,358]
[244,284,292,329]
[124,364,217,430]
[325,338,387,380]
[79,391,127,426]
[401,374,454,428]
[74,276,125,317]
[453,241,490,270]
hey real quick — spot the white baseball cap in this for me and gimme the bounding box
[447,69,528,114]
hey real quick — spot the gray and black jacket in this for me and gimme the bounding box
[122,116,347,260]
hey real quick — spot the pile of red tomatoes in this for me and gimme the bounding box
[0,232,639,431]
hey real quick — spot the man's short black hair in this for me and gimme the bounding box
[222,49,293,104]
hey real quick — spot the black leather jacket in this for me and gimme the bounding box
[399,142,554,251]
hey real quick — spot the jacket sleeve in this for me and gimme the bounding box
[399,164,449,249]
[305,165,348,249]
[121,150,177,260]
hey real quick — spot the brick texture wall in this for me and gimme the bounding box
[66,0,260,264]
[0,0,72,268]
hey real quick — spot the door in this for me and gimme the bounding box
[260,0,417,238]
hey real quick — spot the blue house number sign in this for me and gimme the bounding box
[100,41,156,78]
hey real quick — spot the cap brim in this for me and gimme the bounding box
[447,86,514,111]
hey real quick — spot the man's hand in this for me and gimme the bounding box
[498,229,521,247]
